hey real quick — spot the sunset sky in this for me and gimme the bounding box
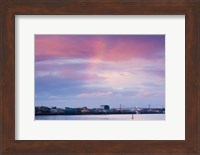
[35,35,165,108]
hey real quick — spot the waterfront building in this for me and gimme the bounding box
[50,106,58,113]
[80,107,90,113]
[57,108,65,114]
[37,106,51,114]
[65,107,78,114]
[100,105,110,110]
[82,107,87,110]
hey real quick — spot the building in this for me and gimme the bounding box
[80,107,89,113]
[50,106,57,114]
[65,107,78,114]
[35,106,42,114]
[82,107,87,110]
[36,106,51,114]
[100,105,110,110]
[57,108,65,114]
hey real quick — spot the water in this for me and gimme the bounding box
[35,114,165,120]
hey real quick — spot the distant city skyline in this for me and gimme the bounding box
[35,35,165,108]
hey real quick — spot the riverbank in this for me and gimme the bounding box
[35,111,164,116]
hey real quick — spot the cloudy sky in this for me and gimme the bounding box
[35,35,165,109]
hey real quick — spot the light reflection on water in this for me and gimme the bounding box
[35,114,165,120]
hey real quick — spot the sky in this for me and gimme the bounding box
[35,35,165,109]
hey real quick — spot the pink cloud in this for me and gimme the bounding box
[35,35,165,62]
[91,38,161,61]
[135,91,150,98]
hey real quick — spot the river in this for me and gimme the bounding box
[35,114,165,120]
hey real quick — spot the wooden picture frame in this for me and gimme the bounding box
[0,0,199,154]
